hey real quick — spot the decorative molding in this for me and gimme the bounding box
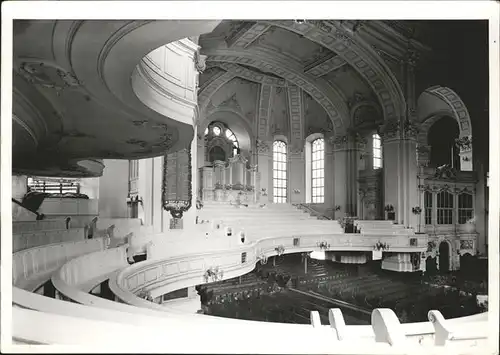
[205,50,348,132]
[433,165,458,181]
[228,22,271,48]
[228,153,248,165]
[455,135,473,153]
[218,93,242,113]
[329,132,367,151]
[18,60,82,96]
[257,84,273,139]
[215,62,286,86]
[198,71,236,114]
[305,54,347,78]
[260,20,405,122]
[380,119,419,141]
[194,51,207,73]
[256,139,270,154]
[418,87,473,150]
[287,84,304,148]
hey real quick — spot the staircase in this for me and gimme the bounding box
[198,201,343,242]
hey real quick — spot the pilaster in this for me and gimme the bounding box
[289,146,305,203]
[256,139,272,203]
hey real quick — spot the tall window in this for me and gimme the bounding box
[273,140,288,203]
[458,193,474,224]
[373,133,382,169]
[437,191,454,224]
[311,138,324,203]
[424,191,433,225]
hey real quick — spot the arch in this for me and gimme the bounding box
[203,47,350,135]
[199,109,253,156]
[273,134,289,145]
[261,20,406,122]
[208,145,226,163]
[417,87,473,166]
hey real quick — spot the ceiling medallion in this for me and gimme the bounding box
[18,61,82,96]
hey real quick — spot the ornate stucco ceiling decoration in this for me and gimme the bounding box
[258,20,406,122]
[203,47,349,134]
[12,20,221,177]
[198,66,226,92]
[209,62,286,86]
[205,77,258,120]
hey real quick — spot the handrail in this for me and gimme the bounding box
[294,203,333,220]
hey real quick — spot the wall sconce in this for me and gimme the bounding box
[261,188,268,196]
[334,205,341,211]
[412,206,422,215]
[293,189,301,194]
[462,156,471,162]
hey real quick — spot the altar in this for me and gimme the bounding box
[199,154,259,203]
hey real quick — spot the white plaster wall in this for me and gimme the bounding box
[12,175,27,200]
[98,160,129,218]
[79,177,100,199]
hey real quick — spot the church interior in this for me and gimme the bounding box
[6,17,496,351]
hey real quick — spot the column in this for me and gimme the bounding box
[380,120,419,227]
[329,133,363,218]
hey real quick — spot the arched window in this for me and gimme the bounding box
[205,122,239,158]
[458,193,473,224]
[373,133,382,169]
[311,138,324,203]
[424,191,433,225]
[273,140,287,203]
[437,191,454,224]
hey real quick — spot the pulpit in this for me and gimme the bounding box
[199,154,259,203]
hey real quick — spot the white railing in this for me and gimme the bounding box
[10,225,490,351]
[12,238,105,291]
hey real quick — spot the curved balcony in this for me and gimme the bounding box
[11,229,489,350]
[12,20,220,177]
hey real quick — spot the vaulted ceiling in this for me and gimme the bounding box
[198,20,415,143]
[10,20,488,177]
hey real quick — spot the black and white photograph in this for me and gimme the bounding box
[1,1,499,353]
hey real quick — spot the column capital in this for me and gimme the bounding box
[455,135,473,154]
[379,119,420,142]
[329,132,367,151]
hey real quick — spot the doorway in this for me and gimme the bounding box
[439,241,450,272]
